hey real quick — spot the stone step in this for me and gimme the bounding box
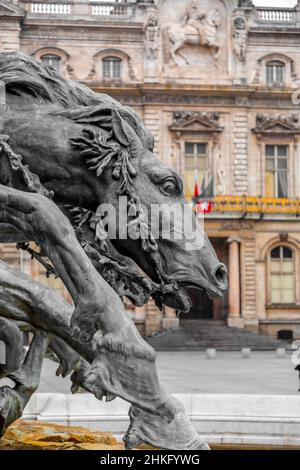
[146,320,290,351]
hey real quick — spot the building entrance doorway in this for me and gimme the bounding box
[182,289,213,319]
[180,237,229,322]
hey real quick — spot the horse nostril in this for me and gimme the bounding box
[214,264,227,285]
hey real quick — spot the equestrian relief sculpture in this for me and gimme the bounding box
[0,52,227,450]
[163,1,221,65]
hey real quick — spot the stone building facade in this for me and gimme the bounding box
[2,0,300,339]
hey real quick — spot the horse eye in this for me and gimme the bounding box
[161,179,177,195]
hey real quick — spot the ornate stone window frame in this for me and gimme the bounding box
[253,53,298,87]
[102,56,122,81]
[32,47,74,78]
[169,112,224,198]
[87,49,137,82]
[252,114,300,199]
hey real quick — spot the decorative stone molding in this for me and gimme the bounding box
[32,47,75,79]
[253,113,300,135]
[144,13,159,61]
[242,239,257,320]
[233,112,248,194]
[169,111,224,199]
[232,16,248,62]
[238,0,254,8]
[0,1,25,18]
[253,53,298,86]
[162,3,222,65]
[170,111,223,134]
[87,48,137,82]
[259,235,300,261]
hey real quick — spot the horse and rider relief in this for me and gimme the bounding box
[162,0,223,67]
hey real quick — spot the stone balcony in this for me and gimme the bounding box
[19,0,140,19]
[193,196,300,218]
[256,7,297,25]
[16,2,300,28]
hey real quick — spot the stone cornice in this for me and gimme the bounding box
[23,18,144,31]
[89,83,298,102]
[0,0,25,18]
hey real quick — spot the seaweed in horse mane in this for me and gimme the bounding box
[70,128,137,192]
[0,134,53,199]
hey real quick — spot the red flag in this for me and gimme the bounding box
[194,170,199,199]
[196,200,213,214]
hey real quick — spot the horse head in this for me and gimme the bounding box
[0,52,227,314]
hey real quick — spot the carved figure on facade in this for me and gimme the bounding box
[144,14,159,61]
[172,111,221,128]
[238,0,254,8]
[162,1,222,65]
[232,16,248,62]
[254,113,300,133]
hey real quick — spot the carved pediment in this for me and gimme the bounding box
[253,113,300,135]
[0,0,25,17]
[169,111,223,133]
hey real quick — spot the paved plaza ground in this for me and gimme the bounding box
[34,351,300,395]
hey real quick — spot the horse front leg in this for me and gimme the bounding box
[0,331,50,437]
[49,337,82,379]
[0,188,209,449]
[212,42,221,60]
[0,318,24,379]
[0,185,123,341]
[172,43,190,65]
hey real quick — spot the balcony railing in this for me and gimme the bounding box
[194,196,300,215]
[30,3,71,14]
[91,2,128,16]
[257,8,296,24]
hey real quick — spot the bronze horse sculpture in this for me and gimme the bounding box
[0,52,227,449]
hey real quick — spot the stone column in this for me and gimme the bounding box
[162,306,179,331]
[227,237,244,328]
[145,300,163,336]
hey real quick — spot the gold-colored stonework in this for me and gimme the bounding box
[0,420,124,451]
[192,195,300,214]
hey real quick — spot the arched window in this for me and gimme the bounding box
[102,57,122,80]
[270,246,295,304]
[40,54,61,71]
[266,61,285,87]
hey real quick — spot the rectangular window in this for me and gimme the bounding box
[184,142,208,196]
[265,144,288,198]
[103,57,121,80]
[266,61,285,87]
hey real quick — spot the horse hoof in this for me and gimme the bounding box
[105,393,117,402]
[124,432,142,450]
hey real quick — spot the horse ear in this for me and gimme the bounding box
[111,108,142,157]
[111,109,130,147]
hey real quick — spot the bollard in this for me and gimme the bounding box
[276,348,286,358]
[241,348,251,359]
[206,348,216,359]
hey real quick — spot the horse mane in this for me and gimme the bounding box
[0,52,154,151]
